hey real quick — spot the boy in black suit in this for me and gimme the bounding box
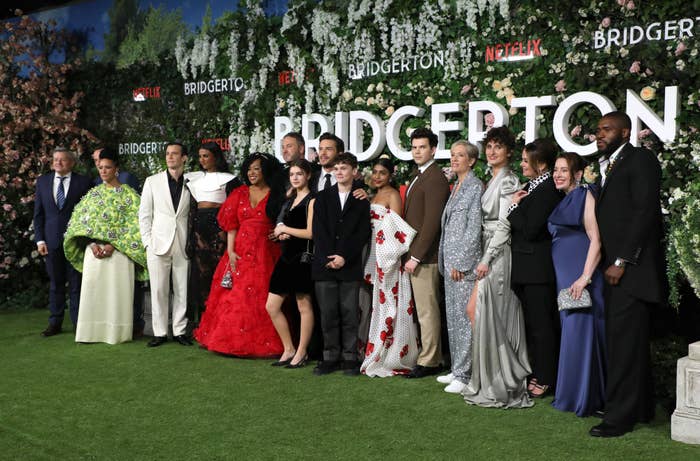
[311,153,370,375]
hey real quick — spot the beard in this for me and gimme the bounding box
[596,136,624,157]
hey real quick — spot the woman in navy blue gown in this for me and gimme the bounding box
[548,152,606,417]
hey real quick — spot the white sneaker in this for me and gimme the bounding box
[444,380,467,394]
[436,373,454,384]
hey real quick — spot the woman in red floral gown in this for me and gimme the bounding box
[195,153,285,357]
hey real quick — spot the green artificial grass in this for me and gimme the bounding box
[1,309,698,460]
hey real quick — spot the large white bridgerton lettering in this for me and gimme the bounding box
[274,86,679,161]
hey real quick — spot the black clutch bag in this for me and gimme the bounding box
[557,288,592,311]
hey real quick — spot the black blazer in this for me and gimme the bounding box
[311,185,370,281]
[33,172,93,250]
[596,143,663,303]
[508,176,562,285]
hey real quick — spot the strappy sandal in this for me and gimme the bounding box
[527,377,538,393]
[529,383,551,398]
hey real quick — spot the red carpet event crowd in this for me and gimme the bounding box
[34,111,662,438]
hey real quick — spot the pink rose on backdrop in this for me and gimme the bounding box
[638,129,652,139]
[675,43,687,56]
[484,112,495,128]
[601,17,611,27]
[460,84,471,95]
[616,0,625,4]
[555,80,566,92]
[629,61,641,73]
[587,134,597,142]
[570,125,582,137]
[645,68,654,76]
[626,0,635,9]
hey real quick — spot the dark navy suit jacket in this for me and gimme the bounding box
[33,172,93,250]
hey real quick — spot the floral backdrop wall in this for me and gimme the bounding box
[2,0,699,310]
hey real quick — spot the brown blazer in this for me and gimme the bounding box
[403,161,450,264]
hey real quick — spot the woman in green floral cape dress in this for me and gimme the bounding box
[64,149,147,344]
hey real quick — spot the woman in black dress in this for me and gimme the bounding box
[265,159,315,368]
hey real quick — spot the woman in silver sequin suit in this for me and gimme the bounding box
[437,141,483,394]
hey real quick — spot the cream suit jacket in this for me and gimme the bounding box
[139,170,190,256]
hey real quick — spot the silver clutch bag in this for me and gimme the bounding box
[557,288,592,311]
[220,263,233,289]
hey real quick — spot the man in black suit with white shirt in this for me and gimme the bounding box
[590,111,662,438]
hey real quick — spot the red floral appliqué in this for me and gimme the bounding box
[379,289,386,304]
[376,229,385,245]
[366,342,374,356]
[400,344,409,358]
[394,231,406,243]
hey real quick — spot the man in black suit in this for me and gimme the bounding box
[311,152,371,376]
[33,147,93,336]
[508,139,563,397]
[590,111,663,437]
[310,132,343,193]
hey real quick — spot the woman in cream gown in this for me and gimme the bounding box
[462,127,533,409]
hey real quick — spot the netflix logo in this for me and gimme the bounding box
[132,86,161,102]
[202,138,230,152]
[484,39,542,63]
[278,68,315,86]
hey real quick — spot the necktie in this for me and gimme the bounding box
[56,176,66,210]
[323,173,332,191]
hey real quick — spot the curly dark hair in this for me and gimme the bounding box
[483,126,515,152]
[195,142,230,172]
[240,152,285,221]
[410,127,438,148]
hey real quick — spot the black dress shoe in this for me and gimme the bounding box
[41,324,62,337]
[342,360,360,376]
[147,336,168,347]
[174,335,193,346]
[132,325,144,340]
[405,365,441,379]
[313,360,340,376]
[593,410,605,419]
[589,422,633,438]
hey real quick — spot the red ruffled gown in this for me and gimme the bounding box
[194,186,282,357]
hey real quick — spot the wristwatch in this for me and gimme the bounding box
[614,258,626,268]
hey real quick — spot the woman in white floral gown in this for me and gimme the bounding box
[361,158,419,377]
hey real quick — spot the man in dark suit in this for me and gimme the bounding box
[590,111,663,437]
[33,147,93,336]
[403,128,450,378]
[311,152,371,376]
[508,138,563,397]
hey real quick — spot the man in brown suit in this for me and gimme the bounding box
[403,128,450,378]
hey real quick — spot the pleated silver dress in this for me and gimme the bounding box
[462,168,533,409]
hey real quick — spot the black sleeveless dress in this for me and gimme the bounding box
[268,194,313,295]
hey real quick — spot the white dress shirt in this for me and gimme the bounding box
[53,172,72,204]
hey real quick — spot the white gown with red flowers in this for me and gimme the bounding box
[361,204,419,377]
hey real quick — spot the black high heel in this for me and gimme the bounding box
[271,355,294,367]
[285,355,308,369]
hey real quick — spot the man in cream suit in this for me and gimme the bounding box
[139,142,192,347]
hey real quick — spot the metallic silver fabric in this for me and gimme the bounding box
[438,171,483,384]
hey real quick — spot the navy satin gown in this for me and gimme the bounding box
[548,185,606,417]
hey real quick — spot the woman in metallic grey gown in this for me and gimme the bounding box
[462,127,533,409]
[437,141,483,394]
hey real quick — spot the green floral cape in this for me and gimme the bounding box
[64,184,148,281]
